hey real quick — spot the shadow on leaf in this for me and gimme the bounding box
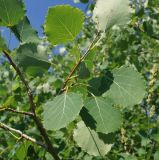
[88,70,114,96]
[80,107,96,130]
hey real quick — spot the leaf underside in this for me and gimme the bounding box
[93,0,130,31]
[43,92,83,130]
[103,66,146,107]
[73,121,113,157]
[85,97,122,134]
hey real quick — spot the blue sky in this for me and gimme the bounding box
[1,0,88,50]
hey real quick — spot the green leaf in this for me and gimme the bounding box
[43,92,83,130]
[88,71,114,96]
[84,47,96,70]
[88,77,102,96]
[154,150,159,160]
[0,34,7,52]
[103,66,146,107]
[73,121,113,157]
[0,85,7,96]
[16,141,31,160]
[0,0,25,27]
[78,62,90,79]
[3,96,15,107]
[120,153,138,160]
[45,153,53,160]
[11,17,40,43]
[45,5,84,45]
[152,133,159,143]
[93,0,130,31]
[85,97,122,134]
[15,43,50,76]
[70,85,88,99]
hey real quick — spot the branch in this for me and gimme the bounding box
[0,107,34,117]
[60,32,101,93]
[0,122,46,149]
[3,50,60,160]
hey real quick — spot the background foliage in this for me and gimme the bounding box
[0,0,159,159]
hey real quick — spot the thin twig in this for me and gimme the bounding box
[0,122,46,149]
[3,49,60,160]
[0,107,34,116]
[59,32,101,93]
